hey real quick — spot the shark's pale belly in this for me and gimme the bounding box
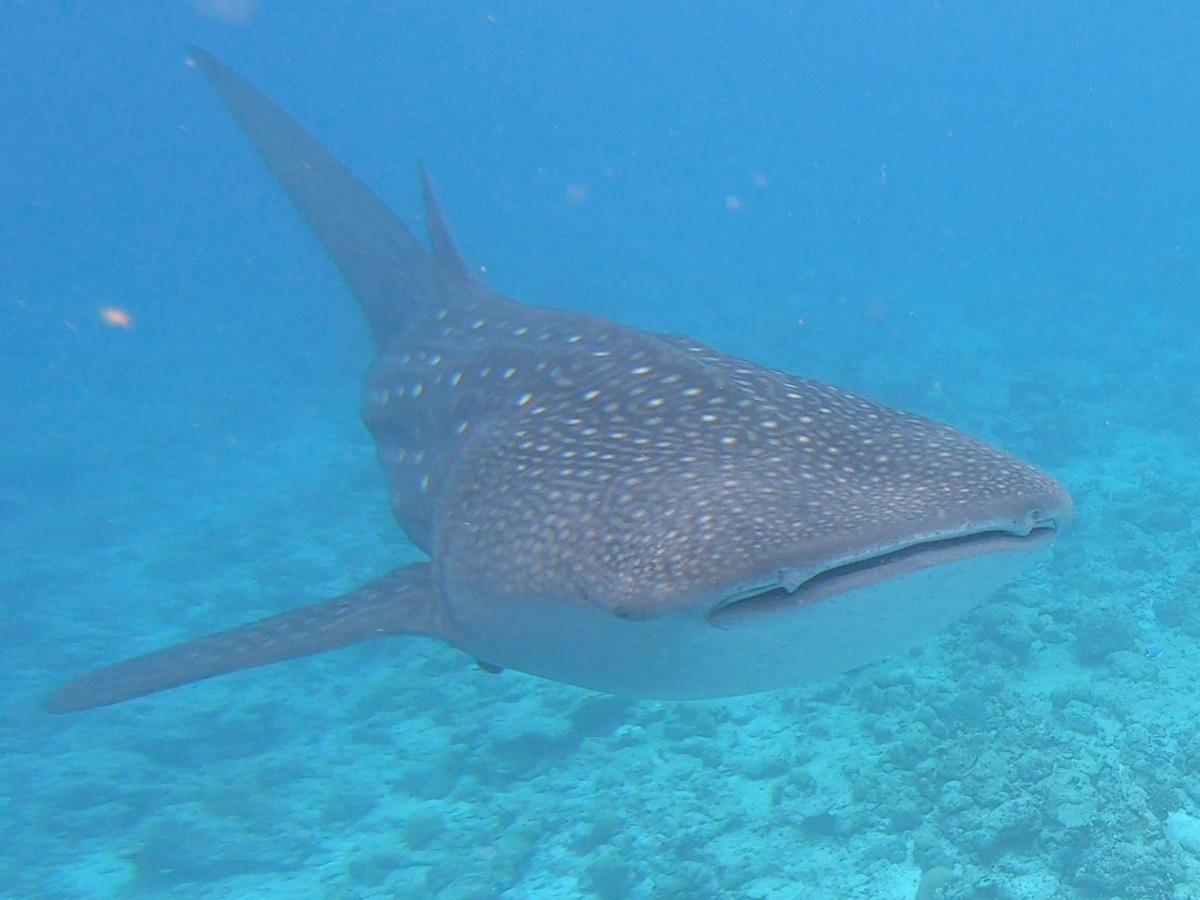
[446,541,1052,699]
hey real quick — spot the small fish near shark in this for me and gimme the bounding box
[46,49,1073,714]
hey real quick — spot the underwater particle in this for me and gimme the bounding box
[564,183,588,205]
[725,194,742,211]
[100,307,132,329]
[194,0,259,24]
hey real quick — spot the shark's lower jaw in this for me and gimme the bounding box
[709,524,1061,627]
[447,526,1060,700]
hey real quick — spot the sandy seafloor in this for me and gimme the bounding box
[4,252,1199,900]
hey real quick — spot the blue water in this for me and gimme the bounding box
[4,2,1199,897]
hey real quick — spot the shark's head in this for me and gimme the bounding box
[403,311,1072,698]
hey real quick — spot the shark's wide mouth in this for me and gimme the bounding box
[709,524,1060,626]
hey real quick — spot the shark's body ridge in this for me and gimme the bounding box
[46,50,1072,713]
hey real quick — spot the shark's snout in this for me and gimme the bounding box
[1028,480,1075,533]
[969,471,1074,537]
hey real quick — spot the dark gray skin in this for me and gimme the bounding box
[46,50,1072,713]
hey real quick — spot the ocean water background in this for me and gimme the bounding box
[3,2,1200,897]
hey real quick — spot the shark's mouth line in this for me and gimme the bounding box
[709,524,1060,626]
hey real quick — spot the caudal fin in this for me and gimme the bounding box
[46,564,439,713]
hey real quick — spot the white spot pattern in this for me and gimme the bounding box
[360,295,1065,616]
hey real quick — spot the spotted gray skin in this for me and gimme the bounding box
[45,50,1072,713]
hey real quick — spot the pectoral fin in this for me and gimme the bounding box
[46,563,440,713]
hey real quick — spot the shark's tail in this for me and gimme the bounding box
[189,48,468,348]
[46,564,440,713]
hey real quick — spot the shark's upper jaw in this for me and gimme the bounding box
[708,497,1071,627]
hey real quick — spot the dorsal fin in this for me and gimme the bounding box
[188,47,432,349]
[418,162,471,283]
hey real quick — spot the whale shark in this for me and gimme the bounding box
[46,49,1072,713]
